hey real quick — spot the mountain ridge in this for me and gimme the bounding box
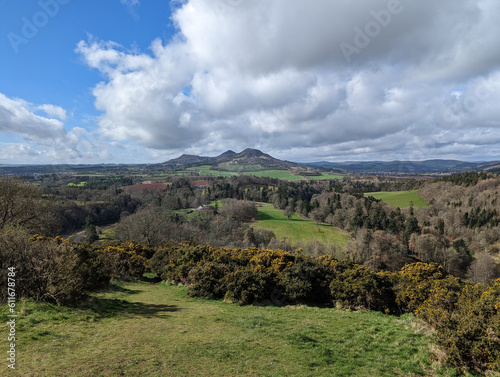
[162,148,306,170]
[305,159,500,174]
[162,149,500,174]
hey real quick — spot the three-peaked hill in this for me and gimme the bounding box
[163,148,307,171]
[159,148,342,180]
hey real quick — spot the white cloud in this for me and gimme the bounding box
[0,93,66,140]
[75,0,500,162]
[37,104,67,121]
[0,93,124,164]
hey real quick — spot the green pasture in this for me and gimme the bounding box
[253,203,350,247]
[307,173,344,180]
[364,190,429,208]
[243,170,301,180]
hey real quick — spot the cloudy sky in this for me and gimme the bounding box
[1,0,500,164]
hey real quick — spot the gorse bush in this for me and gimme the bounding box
[224,268,273,305]
[419,279,500,373]
[329,263,397,312]
[187,262,230,299]
[96,244,147,280]
[396,262,449,312]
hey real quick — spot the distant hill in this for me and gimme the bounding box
[162,148,308,171]
[305,159,500,174]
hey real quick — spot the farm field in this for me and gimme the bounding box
[307,173,344,180]
[243,170,344,181]
[253,203,350,247]
[364,190,429,208]
[2,281,456,377]
[216,163,262,172]
[243,170,300,180]
[187,166,239,177]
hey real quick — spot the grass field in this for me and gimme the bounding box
[364,190,429,208]
[176,167,344,181]
[186,166,239,177]
[216,163,263,172]
[244,170,344,181]
[243,170,301,180]
[253,203,350,247]
[307,173,344,180]
[1,281,457,377]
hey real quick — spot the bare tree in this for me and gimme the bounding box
[219,199,257,222]
[115,209,173,247]
[467,253,497,284]
[283,204,294,220]
[0,177,58,235]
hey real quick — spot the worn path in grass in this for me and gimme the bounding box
[253,203,350,247]
[3,281,457,377]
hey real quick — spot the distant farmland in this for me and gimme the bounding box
[242,170,343,181]
[364,190,429,208]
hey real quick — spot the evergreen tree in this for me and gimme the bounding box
[84,216,99,243]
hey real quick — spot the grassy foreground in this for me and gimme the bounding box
[253,203,350,247]
[364,190,429,208]
[2,281,458,377]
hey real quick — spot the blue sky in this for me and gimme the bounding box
[1,0,500,164]
[0,0,177,163]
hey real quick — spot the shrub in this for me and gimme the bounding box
[431,280,500,373]
[96,244,147,280]
[187,262,230,299]
[224,267,273,305]
[277,258,331,305]
[395,263,448,312]
[0,229,109,306]
[329,263,396,311]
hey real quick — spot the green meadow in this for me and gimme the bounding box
[364,190,429,208]
[243,170,344,181]
[241,170,299,180]
[307,173,344,180]
[253,203,350,247]
[2,281,457,377]
[187,165,239,177]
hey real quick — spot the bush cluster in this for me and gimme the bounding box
[95,243,147,280]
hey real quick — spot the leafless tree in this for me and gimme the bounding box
[0,177,58,235]
[467,253,497,284]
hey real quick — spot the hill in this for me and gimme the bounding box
[162,148,319,173]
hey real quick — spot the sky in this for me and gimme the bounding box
[1,0,500,164]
